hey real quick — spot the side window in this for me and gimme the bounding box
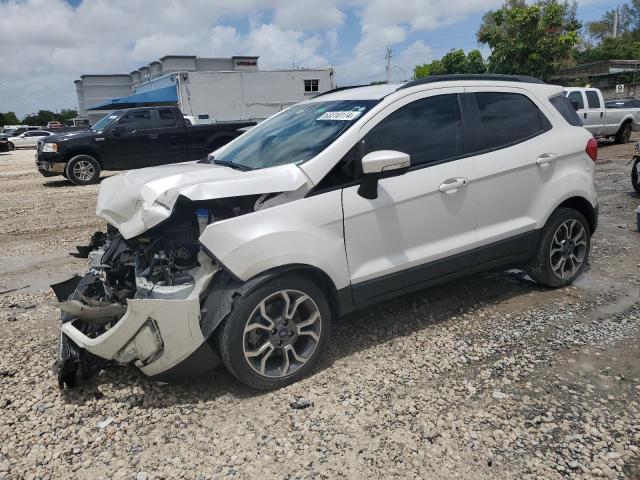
[304,79,319,92]
[585,91,601,109]
[364,94,463,167]
[118,110,152,133]
[158,109,178,128]
[474,92,551,151]
[550,95,582,127]
[566,91,584,110]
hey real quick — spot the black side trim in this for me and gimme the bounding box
[149,341,220,383]
[348,229,540,309]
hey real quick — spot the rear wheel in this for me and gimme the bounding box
[528,208,591,288]
[615,122,632,144]
[8,142,14,150]
[215,274,331,390]
[65,155,100,185]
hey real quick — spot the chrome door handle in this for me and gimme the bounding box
[439,177,468,194]
[536,153,557,166]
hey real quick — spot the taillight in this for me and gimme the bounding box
[586,137,598,162]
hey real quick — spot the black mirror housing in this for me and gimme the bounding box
[111,125,125,136]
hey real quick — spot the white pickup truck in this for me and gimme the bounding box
[564,87,640,143]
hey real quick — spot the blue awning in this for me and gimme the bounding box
[87,85,178,110]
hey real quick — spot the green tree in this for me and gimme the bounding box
[413,49,486,79]
[586,1,640,42]
[1,112,19,125]
[477,0,581,80]
[574,35,640,63]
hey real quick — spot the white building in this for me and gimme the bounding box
[75,55,335,125]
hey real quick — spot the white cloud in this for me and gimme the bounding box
[0,0,615,116]
[0,0,335,116]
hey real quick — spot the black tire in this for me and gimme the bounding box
[65,155,100,185]
[215,274,331,390]
[615,122,632,144]
[527,208,591,288]
[632,158,640,194]
[8,142,14,150]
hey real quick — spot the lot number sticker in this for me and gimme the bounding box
[317,111,362,121]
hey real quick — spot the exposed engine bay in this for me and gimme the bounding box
[52,195,270,388]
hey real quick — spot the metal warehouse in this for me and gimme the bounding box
[75,55,336,125]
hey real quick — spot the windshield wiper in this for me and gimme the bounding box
[212,159,252,171]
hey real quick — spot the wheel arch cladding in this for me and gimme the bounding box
[556,196,596,234]
[66,150,102,168]
[199,265,342,342]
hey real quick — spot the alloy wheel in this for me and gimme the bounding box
[549,219,587,279]
[72,160,95,182]
[242,289,322,378]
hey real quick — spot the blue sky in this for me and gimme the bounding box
[0,0,623,116]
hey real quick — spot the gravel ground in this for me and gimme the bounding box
[1,142,639,480]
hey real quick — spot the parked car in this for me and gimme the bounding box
[631,142,640,193]
[8,130,54,148]
[0,126,39,139]
[52,74,598,390]
[0,137,15,152]
[564,87,640,143]
[46,121,64,130]
[35,107,255,185]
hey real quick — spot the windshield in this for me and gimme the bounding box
[91,111,123,132]
[212,100,378,170]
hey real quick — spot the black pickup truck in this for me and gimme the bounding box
[36,106,255,185]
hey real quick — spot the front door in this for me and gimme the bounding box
[583,89,605,136]
[101,109,160,169]
[342,89,479,305]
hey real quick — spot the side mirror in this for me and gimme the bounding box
[357,150,410,200]
[111,124,125,136]
[569,99,580,111]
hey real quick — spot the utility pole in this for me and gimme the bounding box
[385,45,392,84]
[613,5,619,38]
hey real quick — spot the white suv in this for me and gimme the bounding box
[53,74,598,390]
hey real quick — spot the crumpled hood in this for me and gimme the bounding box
[96,162,309,239]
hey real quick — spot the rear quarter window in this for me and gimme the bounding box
[550,95,583,127]
[473,92,551,151]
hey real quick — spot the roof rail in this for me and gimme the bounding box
[310,85,369,99]
[396,74,545,91]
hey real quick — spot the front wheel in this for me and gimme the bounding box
[527,208,591,288]
[8,142,14,150]
[632,158,640,194]
[65,155,101,185]
[215,274,331,390]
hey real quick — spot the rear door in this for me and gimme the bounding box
[464,87,557,262]
[149,109,187,166]
[103,109,161,169]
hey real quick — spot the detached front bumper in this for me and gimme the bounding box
[55,253,222,386]
[60,297,220,381]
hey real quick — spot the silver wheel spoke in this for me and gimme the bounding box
[285,294,309,320]
[296,311,319,330]
[245,341,273,358]
[244,320,274,335]
[286,344,306,363]
[279,291,291,318]
[280,348,290,376]
[258,300,273,322]
[259,345,275,375]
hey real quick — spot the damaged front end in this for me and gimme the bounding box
[52,201,244,389]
